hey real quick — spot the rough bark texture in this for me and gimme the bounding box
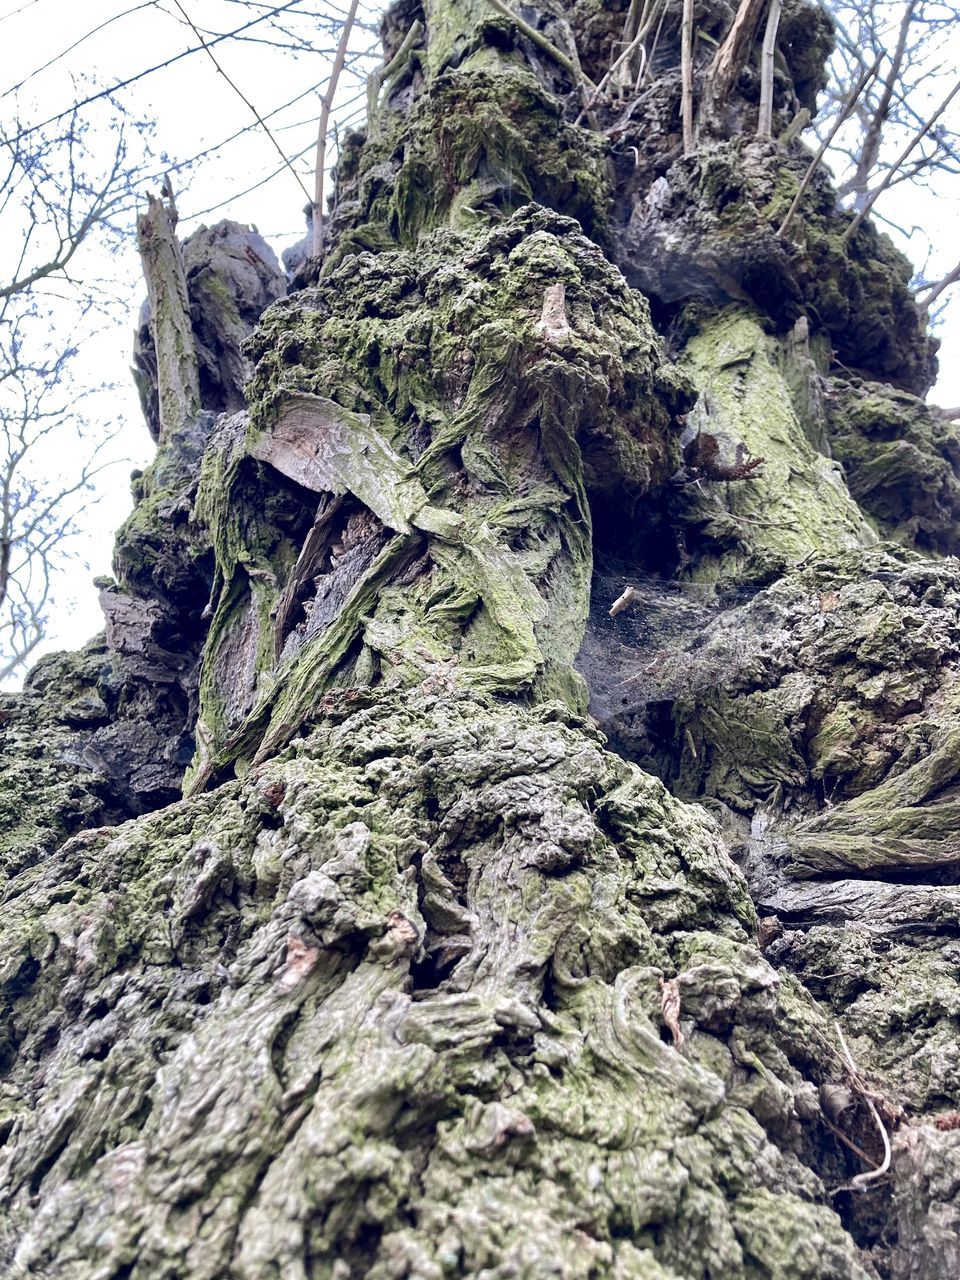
[135,192,202,444]
[2,1,959,1277]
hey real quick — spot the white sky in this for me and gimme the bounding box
[0,0,958,679]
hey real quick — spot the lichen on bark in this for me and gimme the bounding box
[3,0,960,1276]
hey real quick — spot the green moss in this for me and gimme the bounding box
[0,642,118,873]
[192,206,687,781]
[395,68,610,245]
[778,178,937,394]
[824,375,960,554]
[329,55,611,272]
[628,136,936,395]
[0,690,869,1278]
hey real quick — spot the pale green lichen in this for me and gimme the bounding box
[190,208,689,783]
[679,309,878,581]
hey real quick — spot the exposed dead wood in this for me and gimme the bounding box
[136,183,200,443]
[681,0,695,154]
[756,0,782,137]
[247,392,426,534]
[702,0,769,121]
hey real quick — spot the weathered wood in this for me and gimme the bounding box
[680,0,695,153]
[247,392,427,533]
[702,0,768,118]
[135,186,200,442]
[756,0,782,137]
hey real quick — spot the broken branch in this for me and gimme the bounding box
[756,0,783,138]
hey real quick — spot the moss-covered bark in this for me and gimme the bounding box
[3,1,960,1276]
[2,693,870,1279]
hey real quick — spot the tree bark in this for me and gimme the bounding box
[136,187,201,443]
[1,2,959,1277]
[702,0,769,122]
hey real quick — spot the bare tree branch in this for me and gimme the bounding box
[168,0,314,208]
[917,258,960,310]
[843,74,960,243]
[779,53,883,237]
[681,0,696,153]
[313,0,361,256]
[756,0,783,137]
[136,182,200,442]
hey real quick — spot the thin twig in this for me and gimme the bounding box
[842,75,960,245]
[638,0,669,90]
[834,1021,891,1191]
[1,0,306,150]
[367,17,423,125]
[702,0,768,122]
[821,1113,881,1170]
[681,0,695,154]
[916,258,960,311]
[313,0,361,255]
[169,0,312,208]
[836,0,916,211]
[554,11,599,126]
[595,29,645,101]
[756,0,783,137]
[778,53,882,237]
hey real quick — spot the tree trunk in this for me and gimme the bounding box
[1,2,958,1278]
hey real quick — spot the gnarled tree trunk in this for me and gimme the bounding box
[1,2,958,1277]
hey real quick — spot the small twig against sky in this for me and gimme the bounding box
[779,52,883,236]
[0,0,307,148]
[918,257,960,310]
[482,0,588,84]
[843,73,960,243]
[1,1,159,101]
[168,0,314,206]
[313,0,360,255]
[0,0,42,24]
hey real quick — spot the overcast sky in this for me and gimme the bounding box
[1,0,958,680]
